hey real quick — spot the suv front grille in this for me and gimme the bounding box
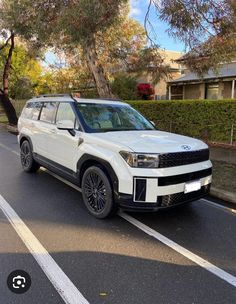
[159,149,209,168]
[158,168,212,186]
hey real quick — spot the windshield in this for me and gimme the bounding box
[76,103,155,132]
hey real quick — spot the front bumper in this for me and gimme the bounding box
[115,166,212,211]
[116,183,211,212]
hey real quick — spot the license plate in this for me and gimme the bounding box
[184,180,201,194]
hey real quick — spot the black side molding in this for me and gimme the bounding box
[19,134,34,151]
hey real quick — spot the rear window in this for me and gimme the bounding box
[21,102,42,120]
[40,102,58,124]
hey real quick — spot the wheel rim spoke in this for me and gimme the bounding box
[84,172,107,213]
[21,143,31,168]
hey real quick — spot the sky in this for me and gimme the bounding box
[129,0,185,52]
[45,0,186,65]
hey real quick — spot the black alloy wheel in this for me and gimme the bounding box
[81,166,117,218]
[20,140,40,173]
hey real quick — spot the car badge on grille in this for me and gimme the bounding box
[181,145,191,151]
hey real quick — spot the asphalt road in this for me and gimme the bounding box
[0,128,235,304]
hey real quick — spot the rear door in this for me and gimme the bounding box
[37,102,58,158]
[19,101,42,153]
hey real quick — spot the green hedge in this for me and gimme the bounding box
[126,99,236,143]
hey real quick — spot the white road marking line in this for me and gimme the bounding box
[40,168,82,192]
[118,211,236,288]
[200,198,236,213]
[0,195,90,304]
[1,140,236,287]
[0,142,20,156]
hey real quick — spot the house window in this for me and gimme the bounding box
[170,85,183,100]
[205,83,219,99]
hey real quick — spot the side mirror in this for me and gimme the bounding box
[56,120,74,130]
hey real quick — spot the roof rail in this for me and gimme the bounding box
[35,94,72,98]
[34,94,122,102]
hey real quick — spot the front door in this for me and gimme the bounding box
[48,102,80,172]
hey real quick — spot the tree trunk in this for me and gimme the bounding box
[0,93,18,126]
[85,38,115,98]
[0,32,18,126]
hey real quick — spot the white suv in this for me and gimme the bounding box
[18,94,212,218]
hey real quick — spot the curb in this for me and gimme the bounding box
[210,187,236,205]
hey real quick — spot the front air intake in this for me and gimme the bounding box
[134,178,147,202]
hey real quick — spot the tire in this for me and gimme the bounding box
[20,140,40,173]
[81,166,117,219]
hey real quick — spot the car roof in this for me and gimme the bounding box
[27,95,127,106]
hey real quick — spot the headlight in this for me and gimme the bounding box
[120,151,159,168]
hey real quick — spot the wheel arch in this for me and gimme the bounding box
[19,134,33,151]
[77,154,119,195]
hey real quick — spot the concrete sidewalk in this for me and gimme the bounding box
[209,146,236,205]
[210,146,236,164]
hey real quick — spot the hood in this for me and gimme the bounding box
[94,130,208,153]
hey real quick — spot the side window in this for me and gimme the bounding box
[40,102,57,124]
[56,103,76,126]
[21,103,33,119]
[31,102,42,120]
